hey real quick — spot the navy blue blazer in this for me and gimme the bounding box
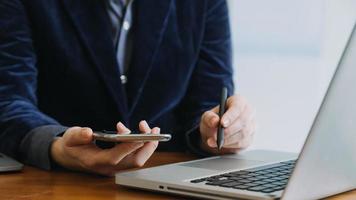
[0,0,233,163]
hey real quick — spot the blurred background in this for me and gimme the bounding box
[227,0,356,153]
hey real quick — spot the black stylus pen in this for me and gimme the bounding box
[217,87,228,150]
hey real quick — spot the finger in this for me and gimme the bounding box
[93,142,144,166]
[223,131,244,147]
[202,110,224,148]
[223,105,253,137]
[224,121,255,148]
[200,106,220,146]
[225,104,255,136]
[64,127,93,147]
[125,142,157,168]
[207,137,218,148]
[151,127,160,134]
[221,95,247,128]
[202,110,220,128]
[131,141,158,167]
[142,127,160,150]
[115,127,160,169]
[139,120,151,133]
[204,103,253,148]
[223,134,253,150]
[202,126,219,148]
[237,121,256,149]
[139,126,159,151]
[116,122,131,134]
[126,138,158,167]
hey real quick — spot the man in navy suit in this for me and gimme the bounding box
[0,0,255,176]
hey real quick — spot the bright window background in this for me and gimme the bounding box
[227,0,356,153]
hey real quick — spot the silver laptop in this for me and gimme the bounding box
[0,153,23,172]
[116,23,356,200]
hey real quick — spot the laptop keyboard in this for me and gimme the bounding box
[190,160,296,194]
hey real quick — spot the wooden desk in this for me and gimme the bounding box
[0,152,355,200]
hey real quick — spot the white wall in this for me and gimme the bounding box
[228,0,356,153]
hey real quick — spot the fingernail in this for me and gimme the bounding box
[81,127,90,133]
[222,119,230,127]
[81,128,91,138]
[144,121,151,129]
[207,138,217,147]
[117,122,123,127]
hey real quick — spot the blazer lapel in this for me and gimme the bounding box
[126,0,173,115]
[61,0,129,121]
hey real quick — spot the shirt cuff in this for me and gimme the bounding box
[19,125,68,170]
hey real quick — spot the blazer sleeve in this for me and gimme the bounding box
[0,0,64,168]
[178,0,234,156]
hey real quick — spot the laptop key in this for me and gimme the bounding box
[271,186,285,191]
[190,178,206,183]
[247,185,270,192]
[209,175,224,179]
[206,179,233,186]
[270,181,285,186]
[263,174,278,178]
[243,183,260,187]
[230,177,243,181]
[230,171,249,175]
[280,175,290,179]
[262,179,277,183]
[253,181,269,185]
[280,180,289,184]
[255,175,270,179]
[221,173,236,177]
[247,177,262,181]
[233,185,250,190]
[207,177,225,182]
[235,179,252,183]
[238,174,253,178]
[253,171,265,175]
[220,181,242,188]
[281,160,297,165]
[259,183,279,188]
[261,188,277,193]
[270,177,285,181]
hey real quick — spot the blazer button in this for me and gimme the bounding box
[120,75,127,84]
[123,21,130,31]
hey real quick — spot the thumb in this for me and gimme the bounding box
[63,127,93,147]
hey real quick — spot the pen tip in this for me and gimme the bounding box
[217,141,223,150]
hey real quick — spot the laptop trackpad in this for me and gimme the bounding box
[180,157,264,171]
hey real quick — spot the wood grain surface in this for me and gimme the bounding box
[0,152,354,200]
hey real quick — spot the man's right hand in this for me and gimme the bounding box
[50,121,160,176]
